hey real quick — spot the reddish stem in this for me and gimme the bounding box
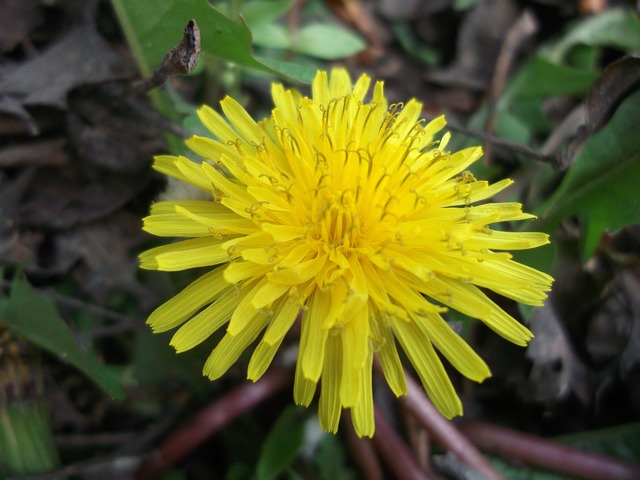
[342,412,384,480]
[400,373,505,480]
[372,406,430,480]
[135,368,291,480]
[457,419,640,480]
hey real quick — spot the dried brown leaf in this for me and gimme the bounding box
[0,25,134,110]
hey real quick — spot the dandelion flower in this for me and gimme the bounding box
[140,68,553,437]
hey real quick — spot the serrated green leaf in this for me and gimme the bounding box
[0,277,124,399]
[110,0,315,82]
[534,88,640,259]
[295,23,366,60]
[256,406,306,480]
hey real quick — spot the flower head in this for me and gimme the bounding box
[140,69,553,437]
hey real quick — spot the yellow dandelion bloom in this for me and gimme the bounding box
[140,68,553,437]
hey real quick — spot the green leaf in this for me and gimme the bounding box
[251,23,292,50]
[0,403,60,476]
[0,277,124,399]
[558,422,640,464]
[110,0,315,82]
[503,56,599,101]
[542,8,640,64]
[534,88,640,259]
[256,406,307,480]
[391,23,439,66]
[131,329,208,392]
[312,433,356,480]
[242,0,295,26]
[295,23,366,60]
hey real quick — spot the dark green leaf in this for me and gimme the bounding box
[542,8,640,64]
[256,406,306,480]
[503,56,598,101]
[131,329,209,392]
[534,88,640,259]
[110,0,315,82]
[0,277,124,399]
[313,434,356,480]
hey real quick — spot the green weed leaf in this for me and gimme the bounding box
[294,23,366,60]
[535,88,640,259]
[256,406,306,480]
[110,0,314,82]
[0,277,124,399]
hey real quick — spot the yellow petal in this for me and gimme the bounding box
[251,280,289,309]
[224,261,272,284]
[227,278,262,335]
[170,285,239,352]
[262,296,303,346]
[203,311,270,380]
[371,316,407,396]
[340,303,369,407]
[139,237,229,271]
[153,155,210,191]
[318,333,342,433]
[147,267,227,333]
[412,312,491,382]
[220,96,265,146]
[197,104,240,141]
[293,354,317,407]
[300,290,330,382]
[350,346,375,437]
[392,319,462,419]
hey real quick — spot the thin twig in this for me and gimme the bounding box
[429,115,560,166]
[45,290,142,335]
[134,367,292,480]
[456,419,640,480]
[484,9,538,164]
[1,279,143,338]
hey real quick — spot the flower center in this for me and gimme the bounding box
[317,190,360,249]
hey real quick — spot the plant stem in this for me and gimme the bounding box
[399,373,504,480]
[134,367,291,480]
[456,419,640,480]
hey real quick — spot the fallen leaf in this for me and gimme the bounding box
[19,166,151,230]
[0,0,41,53]
[0,139,69,168]
[426,0,520,89]
[0,25,134,110]
[527,303,590,405]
